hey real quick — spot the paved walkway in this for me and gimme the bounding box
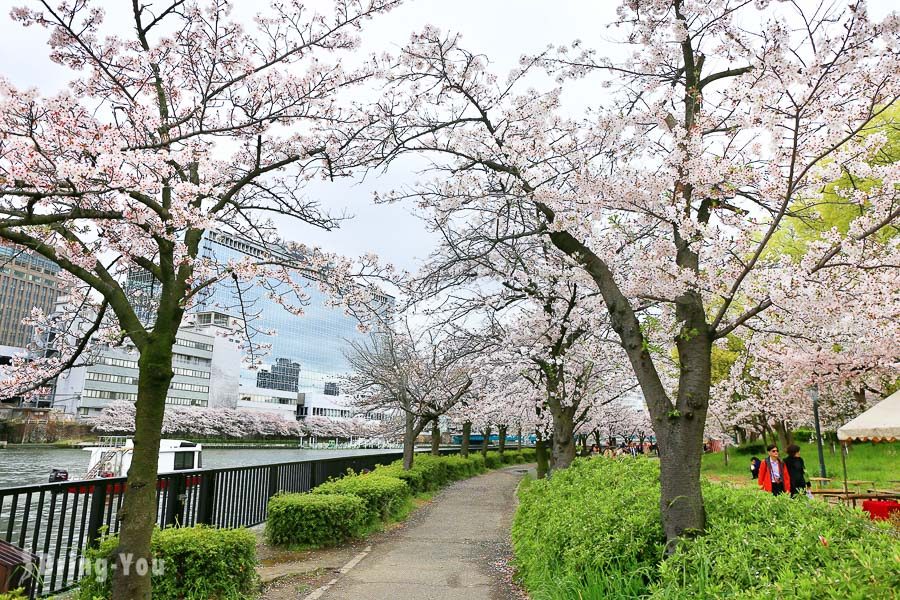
[305,465,529,600]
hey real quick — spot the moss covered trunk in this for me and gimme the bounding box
[535,433,549,479]
[430,420,440,455]
[481,425,491,457]
[402,411,417,470]
[461,421,471,457]
[548,406,576,471]
[110,338,174,599]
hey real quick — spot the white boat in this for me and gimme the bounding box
[82,436,203,479]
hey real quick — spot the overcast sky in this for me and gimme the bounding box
[1,0,895,273]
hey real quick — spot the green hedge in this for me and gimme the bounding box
[512,457,900,599]
[77,526,257,600]
[484,451,503,469]
[373,463,427,494]
[464,453,487,473]
[312,473,409,522]
[407,455,450,489]
[734,441,766,455]
[266,493,366,547]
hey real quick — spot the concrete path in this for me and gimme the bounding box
[305,465,529,600]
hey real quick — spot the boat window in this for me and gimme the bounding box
[173,451,195,471]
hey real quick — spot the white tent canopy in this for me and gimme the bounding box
[837,390,900,442]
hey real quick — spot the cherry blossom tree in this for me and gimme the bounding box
[345,320,480,469]
[363,1,900,545]
[0,1,399,596]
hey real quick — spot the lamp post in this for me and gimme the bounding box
[810,386,827,478]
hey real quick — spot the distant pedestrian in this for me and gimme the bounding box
[758,445,790,496]
[750,456,761,480]
[783,444,807,497]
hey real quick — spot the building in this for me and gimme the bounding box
[53,328,223,418]
[0,244,61,348]
[63,230,389,422]
[188,230,388,421]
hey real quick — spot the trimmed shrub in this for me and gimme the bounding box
[410,455,451,489]
[77,526,257,600]
[501,450,521,464]
[519,447,536,462]
[266,493,366,547]
[512,457,900,599]
[464,453,486,473]
[734,441,766,455]
[373,463,426,494]
[312,474,409,522]
[484,451,503,469]
[441,455,474,480]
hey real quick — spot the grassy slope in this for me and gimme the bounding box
[701,441,900,488]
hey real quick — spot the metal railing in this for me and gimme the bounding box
[0,449,424,596]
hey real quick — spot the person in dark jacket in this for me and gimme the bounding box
[758,444,790,496]
[783,444,807,497]
[750,456,761,480]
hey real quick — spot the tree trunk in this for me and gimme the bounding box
[498,424,507,455]
[655,409,707,549]
[723,443,729,466]
[581,434,589,455]
[549,407,576,471]
[773,420,791,451]
[516,425,522,451]
[111,339,174,600]
[430,420,440,456]
[481,426,491,457]
[593,429,601,447]
[535,433,549,479]
[461,421,471,458]
[402,412,417,470]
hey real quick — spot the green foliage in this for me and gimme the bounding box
[266,493,366,547]
[791,428,814,443]
[409,454,451,489]
[441,455,476,479]
[77,526,257,600]
[0,590,26,600]
[373,463,427,494]
[653,484,900,599]
[513,457,900,599]
[484,451,503,469]
[733,441,766,455]
[512,458,664,596]
[768,104,900,261]
[464,453,487,473]
[312,473,409,523]
[519,447,537,462]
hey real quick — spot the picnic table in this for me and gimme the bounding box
[808,477,832,489]
[844,480,875,493]
[839,492,900,509]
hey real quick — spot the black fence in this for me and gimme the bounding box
[0,449,436,597]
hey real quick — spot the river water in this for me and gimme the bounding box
[0,446,402,489]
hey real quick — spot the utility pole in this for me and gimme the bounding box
[810,386,827,478]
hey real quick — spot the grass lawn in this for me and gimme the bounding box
[701,441,900,489]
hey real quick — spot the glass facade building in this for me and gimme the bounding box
[0,244,61,348]
[190,232,383,410]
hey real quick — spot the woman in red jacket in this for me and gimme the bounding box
[758,444,791,496]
